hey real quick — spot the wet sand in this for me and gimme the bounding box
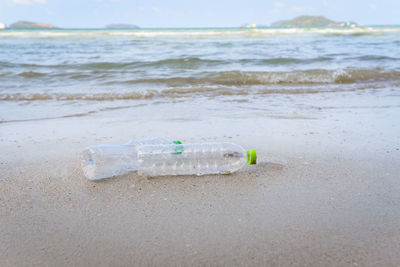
[1,94,400,266]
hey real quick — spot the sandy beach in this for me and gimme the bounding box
[1,89,400,266]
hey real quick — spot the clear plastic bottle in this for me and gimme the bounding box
[81,137,180,180]
[137,142,256,176]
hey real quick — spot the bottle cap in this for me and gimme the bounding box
[173,140,182,144]
[247,149,257,165]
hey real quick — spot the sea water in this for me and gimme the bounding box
[0,26,399,122]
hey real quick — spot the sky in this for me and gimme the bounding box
[0,0,399,28]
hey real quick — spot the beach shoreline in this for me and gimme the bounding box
[1,92,399,266]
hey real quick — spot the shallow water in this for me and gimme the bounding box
[0,26,399,122]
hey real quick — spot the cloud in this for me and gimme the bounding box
[45,7,55,15]
[12,0,31,4]
[273,2,286,8]
[368,3,376,9]
[270,8,280,14]
[151,7,161,13]
[292,6,316,13]
[12,0,47,4]
[292,7,305,12]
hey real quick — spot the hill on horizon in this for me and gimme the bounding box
[271,15,357,27]
[9,20,57,29]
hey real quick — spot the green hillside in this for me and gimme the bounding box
[9,21,57,29]
[272,16,339,27]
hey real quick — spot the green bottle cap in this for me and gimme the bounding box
[247,149,257,165]
[172,141,182,144]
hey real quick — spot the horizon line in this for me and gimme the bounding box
[1,24,400,30]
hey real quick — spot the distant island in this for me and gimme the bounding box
[9,20,57,29]
[271,15,357,27]
[104,24,139,29]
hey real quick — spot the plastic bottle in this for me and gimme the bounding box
[81,137,181,180]
[137,142,256,176]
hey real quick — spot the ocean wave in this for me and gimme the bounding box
[0,57,224,70]
[2,54,398,75]
[0,57,334,71]
[259,57,333,65]
[18,71,47,78]
[3,68,399,85]
[75,57,223,69]
[110,69,400,86]
[0,83,390,102]
[346,55,400,61]
[0,27,399,38]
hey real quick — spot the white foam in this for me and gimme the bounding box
[0,26,399,38]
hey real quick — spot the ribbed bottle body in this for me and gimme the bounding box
[137,142,247,176]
